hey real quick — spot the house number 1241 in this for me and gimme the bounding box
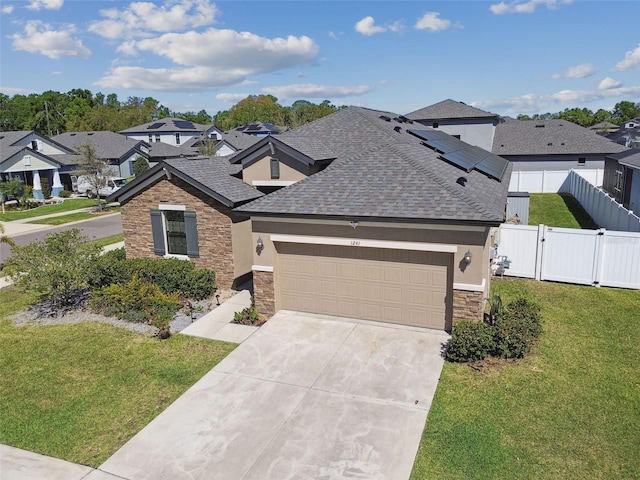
[350,240,361,246]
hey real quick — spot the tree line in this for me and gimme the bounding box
[0,90,344,135]
[516,101,640,127]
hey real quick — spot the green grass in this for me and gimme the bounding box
[27,207,120,226]
[529,193,598,228]
[411,279,640,480]
[90,234,124,249]
[0,286,236,467]
[0,199,99,222]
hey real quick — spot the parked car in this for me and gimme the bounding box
[71,175,127,198]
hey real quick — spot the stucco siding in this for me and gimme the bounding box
[242,154,308,186]
[231,219,254,279]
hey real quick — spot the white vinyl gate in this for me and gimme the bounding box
[497,224,640,289]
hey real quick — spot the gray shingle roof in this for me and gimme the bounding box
[1,130,75,166]
[235,122,281,135]
[120,117,213,134]
[53,131,144,160]
[493,119,628,156]
[406,99,498,121]
[147,141,195,160]
[236,107,510,224]
[220,131,261,151]
[608,149,640,168]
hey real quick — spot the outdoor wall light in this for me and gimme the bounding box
[350,221,359,229]
[464,250,473,265]
[256,236,264,255]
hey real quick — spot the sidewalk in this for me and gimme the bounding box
[0,288,257,479]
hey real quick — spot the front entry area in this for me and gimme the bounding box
[276,243,453,330]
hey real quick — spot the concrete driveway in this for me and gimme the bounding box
[97,311,449,480]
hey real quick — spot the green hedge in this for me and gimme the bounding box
[90,248,216,300]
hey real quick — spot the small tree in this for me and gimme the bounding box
[0,178,25,207]
[0,223,15,247]
[73,143,110,206]
[197,138,219,157]
[4,229,101,307]
[133,155,150,176]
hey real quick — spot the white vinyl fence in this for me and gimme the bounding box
[568,170,640,232]
[496,224,640,289]
[509,168,603,193]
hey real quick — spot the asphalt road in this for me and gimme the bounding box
[0,214,123,264]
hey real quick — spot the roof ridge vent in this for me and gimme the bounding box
[379,115,391,122]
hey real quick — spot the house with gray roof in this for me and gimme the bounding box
[235,121,281,136]
[1,130,76,198]
[407,99,628,192]
[53,131,150,178]
[606,118,640,149]
[120,117,221,147]
[109,105,512,331]
[603,149,640,212]
[406,99,501,152]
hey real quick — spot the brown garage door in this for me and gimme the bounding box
[276,243,452,330]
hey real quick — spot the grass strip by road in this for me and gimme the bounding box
[0,199,100,222]
[0,285,236,467]
[411,279,640,480]
[27,207,120,226]
[529,193,598,228]
[90,234,124,249]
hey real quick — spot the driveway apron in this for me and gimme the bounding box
[98,311,449,480]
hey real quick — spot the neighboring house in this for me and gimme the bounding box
[589,121,619,135]
[120,118,221,147]
[0,130,75,198]
[607,118,640,148]
[406,99,501,152]
[109,106,512,331]
[108,156,262,289]
[602,149,640,212]
[53,131,150,178]
[407,99,628,192]
[493,118,627,192]
[235,121,281,137]
[147,141,198,165]
[178,131,260,158]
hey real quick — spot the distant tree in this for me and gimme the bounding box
[4,229,101,307]
[133,156,150,176]
[178,109,213,124]
[612,101,640,122]
[73,143,110,205]
[197,138,219,156]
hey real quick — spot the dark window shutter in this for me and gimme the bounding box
[270,157,280,179]
[150,210,165,256]
[184,211,199,258]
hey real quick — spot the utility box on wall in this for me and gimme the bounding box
[506,192,530,225]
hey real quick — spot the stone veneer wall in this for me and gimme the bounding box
[120,177,236,288]
[253,270,275,318]
[452,289,485,324]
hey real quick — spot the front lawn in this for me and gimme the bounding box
[0,286,236,467]
[28,208,120,226]
[529,193,598,228]
[411,279,640,479]
[0,199,99,222]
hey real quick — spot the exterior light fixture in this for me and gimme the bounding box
[256,236,264,255]
[464,250,473,265]
[349,221,359,229]
[216,294,221,306]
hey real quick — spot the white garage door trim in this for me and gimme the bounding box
[270,234,458,253]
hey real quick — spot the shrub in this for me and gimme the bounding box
[446,320,495,363]
[90,274,180,326]
[492,298,542,359]
[88,253,216,300]
[133,156,150,177]
[58,190,71,198]
[41,177,51,199]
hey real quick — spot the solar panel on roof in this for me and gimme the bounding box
[147,122,165,129]
[475,153,509,181]
[441,150,482,172]
[425,138,466,154]
[174,120,195,129]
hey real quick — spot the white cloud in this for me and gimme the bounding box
[11,21,91,59]
[598,77,622,90]
[261,83,373,101]
[490,0,572,15]
[216,93,251,103]
[27,0,63,10]
[552,63,595,79]
[615,44,640,70]
[0,86,27,95]
[50,71,62,76]
[1,5,14,14]
[471,84,640,114]
[95,66,244,91]
[355,16,386,36]
[415,12,455,32]
[89,0,218,39]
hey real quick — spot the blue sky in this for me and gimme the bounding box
[1,0,639,117]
